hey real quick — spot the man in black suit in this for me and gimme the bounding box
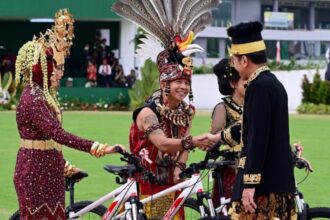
[227,21,296,219]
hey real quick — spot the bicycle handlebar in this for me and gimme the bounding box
[292,143,313,172]
[113,145,156,183]
[179,141,224,179]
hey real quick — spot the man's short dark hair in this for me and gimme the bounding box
[245,51,267,64]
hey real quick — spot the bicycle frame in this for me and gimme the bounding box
[214,197,231,215]
[206,160,233,216]
[115,173,216,219]
[68,178,139,220]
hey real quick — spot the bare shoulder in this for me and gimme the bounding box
[136,107,160,130]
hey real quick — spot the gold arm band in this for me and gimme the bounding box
[20,139,62,151]
[90,142,107,158]
[230,40,266,55]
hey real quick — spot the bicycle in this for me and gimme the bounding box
[292,143,330,219]
[114,142,230,220]
[10,145,219,220]
[64,147,157,220]
[180,148,235,219]
[184,143,330,220]
[66,144,225,220]
[9,170,107,220]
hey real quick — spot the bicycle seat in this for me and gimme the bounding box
[66,170,88,185]
[206,160,235,169]
[104,164,136,175]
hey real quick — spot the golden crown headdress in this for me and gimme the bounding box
[15,9,75,115]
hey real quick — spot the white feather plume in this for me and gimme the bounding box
[135,34,164,61]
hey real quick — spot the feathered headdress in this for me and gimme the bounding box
[112,0,219,102]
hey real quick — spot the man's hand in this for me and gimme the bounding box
[242,188,257,213]
[206,133,221,143]
[173,167,182,184]
[193,134,216,151]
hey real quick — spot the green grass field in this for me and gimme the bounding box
[0,111,329,219]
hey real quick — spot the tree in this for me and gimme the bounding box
[318,81,330,105]
[129,59,159,109]
[301,74,311,103]
[310,72,322,104]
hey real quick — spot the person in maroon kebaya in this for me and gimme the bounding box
[13,9,124,220]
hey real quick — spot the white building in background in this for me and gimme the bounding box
[191,69,323,111]
[116,0,330,111]
[120,0,330,71]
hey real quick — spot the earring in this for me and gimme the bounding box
[189,87,193,103]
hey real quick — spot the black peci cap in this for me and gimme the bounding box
[227,21,266,55]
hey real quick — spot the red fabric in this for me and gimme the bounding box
[212,167,236,208]
[129,123,171,194]
[129,121,186,219]
[129,121,187,195]
[87,65,97,81]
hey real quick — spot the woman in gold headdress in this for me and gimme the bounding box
[13,9,123,219]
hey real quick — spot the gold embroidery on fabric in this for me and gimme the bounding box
[230,194,297,219]
[223,128,239,147]
[243,173,261,184]
[27,202,65,216]
[226,107,242,122]
[223,97,243,116]
[221,143,242,152]
[238,156,246,168]
[140,193,181,219]
[246,65,270,87]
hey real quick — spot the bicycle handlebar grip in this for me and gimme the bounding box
[114,145,124,154]
[179,171,186,179]
[179,167,192,179]
[206,141,222,160]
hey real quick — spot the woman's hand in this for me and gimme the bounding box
[104,144,126,154]
[91,143,126,157]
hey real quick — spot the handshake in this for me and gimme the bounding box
[191,123,242,151]
[90,142,126,157]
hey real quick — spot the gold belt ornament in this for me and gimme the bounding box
[20,139,62,151]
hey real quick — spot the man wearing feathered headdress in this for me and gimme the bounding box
[13,9,124,219]
[112,0,220,219]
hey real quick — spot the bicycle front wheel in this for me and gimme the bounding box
[68,201,107,219]
[183,198,211,219]
[307,207,330,219]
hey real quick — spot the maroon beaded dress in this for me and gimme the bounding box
[14,84,93,219]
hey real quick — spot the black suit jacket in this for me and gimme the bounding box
[232,70,295,200]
